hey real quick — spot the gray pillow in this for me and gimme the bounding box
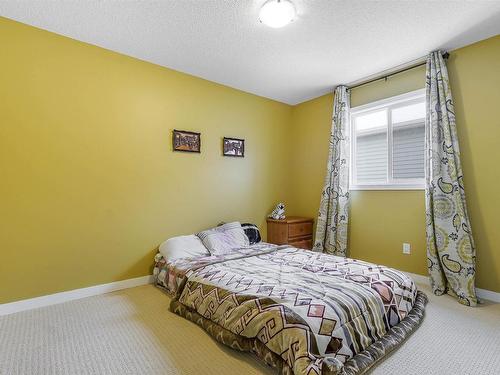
[197,222,249,256]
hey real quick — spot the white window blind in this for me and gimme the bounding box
[392,122,425,179]
[350,89,426,190]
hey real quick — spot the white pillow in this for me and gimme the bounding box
[159,234,210,262]
[197,222,249,256]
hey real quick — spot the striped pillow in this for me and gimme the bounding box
[197,222,249,256]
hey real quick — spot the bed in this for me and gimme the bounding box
[154,242,427,375]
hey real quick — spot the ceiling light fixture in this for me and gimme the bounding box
[259,0,296,28]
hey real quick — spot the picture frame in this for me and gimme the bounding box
[172,129,201,153]
[223,137,245,157]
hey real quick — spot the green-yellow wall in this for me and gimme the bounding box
[289,35,500,293]
[1,17,498,304]
[0,18,292,304]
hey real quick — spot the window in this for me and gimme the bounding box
[350,89,426,190]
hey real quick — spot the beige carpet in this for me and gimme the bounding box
[1,283,499,375]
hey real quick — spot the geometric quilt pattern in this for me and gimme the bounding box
[166,245,419,375]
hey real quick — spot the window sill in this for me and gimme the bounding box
[349,184,425,191]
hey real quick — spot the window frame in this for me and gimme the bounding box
[349,89,426,191]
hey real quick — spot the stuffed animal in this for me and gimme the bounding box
[268,202,286,220]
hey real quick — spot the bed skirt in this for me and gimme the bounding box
[170,290,428,375]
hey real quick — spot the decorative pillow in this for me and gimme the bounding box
[159,234,210,262]
[241,223,262,245]
[197,221,249,256]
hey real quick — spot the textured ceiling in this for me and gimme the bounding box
[1,0,499,104]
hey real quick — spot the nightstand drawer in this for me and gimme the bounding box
[288,222,313,238]
[289,237,312,250]
[267,216,314,250]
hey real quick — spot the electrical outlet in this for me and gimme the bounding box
[403,243,411,254]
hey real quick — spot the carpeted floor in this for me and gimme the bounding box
[1,283,499,375]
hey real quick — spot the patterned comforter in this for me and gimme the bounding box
[154,244,427,375]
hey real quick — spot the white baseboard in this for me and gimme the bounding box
[476,288,500,303]
[1,270,496,317]
[405,272,500,303]
[0,275,154,317]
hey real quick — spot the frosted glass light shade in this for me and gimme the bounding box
[259,0,296,28]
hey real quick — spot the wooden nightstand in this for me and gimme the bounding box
[266,216,314,250]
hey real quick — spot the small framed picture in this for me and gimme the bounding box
[223,137,245,157]
[172,129,201,153]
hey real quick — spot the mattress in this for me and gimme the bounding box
[154,244,427,375]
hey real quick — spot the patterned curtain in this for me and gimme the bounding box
[425,51,477,306]
[313,86,350,256]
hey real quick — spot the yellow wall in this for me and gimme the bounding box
[1,17,498,304]
[289,35,500,292]
[0,18,292,304]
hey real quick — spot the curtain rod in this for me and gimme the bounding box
[347,52,449,91]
